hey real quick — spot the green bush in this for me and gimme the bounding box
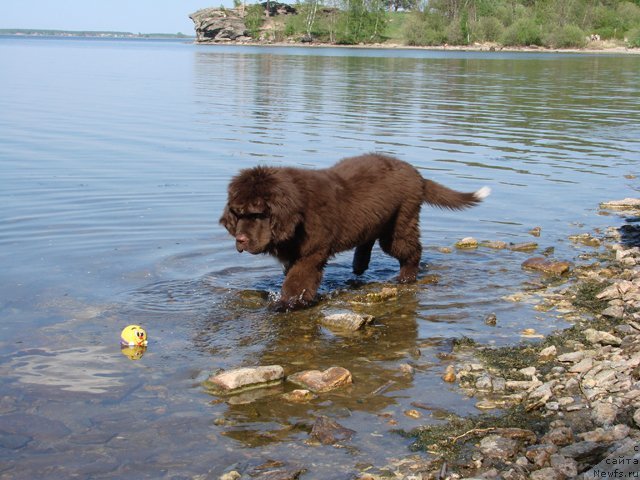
[543,24,587,48]
[245,4,265,38]
[500,17,542,46]
[627,27,640,47]
[473,16,503,42]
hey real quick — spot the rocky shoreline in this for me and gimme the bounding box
[361,199,640,480]
[209,198,640,480]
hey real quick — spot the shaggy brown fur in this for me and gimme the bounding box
[220,153,489,310]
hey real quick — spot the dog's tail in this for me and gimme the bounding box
[423,179,491,210]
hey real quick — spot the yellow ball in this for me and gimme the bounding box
[120,324,148,347]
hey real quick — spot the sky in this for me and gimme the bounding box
[0,0,234,34]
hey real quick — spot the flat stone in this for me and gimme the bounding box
[510,242,539,252]
[481,240,508,249]
[557,351,585,363]
[522,257,571,275]
[600,198,640,210]
[320,312,374,331]
[478,434,520,459]
[208,365,284,392]
[584,328,622,346]
[559,441,608,461]
[568,357,593,374]
[287,367,352,393]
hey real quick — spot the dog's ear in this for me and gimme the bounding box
[219,204,237,235]
[268,173,303,243]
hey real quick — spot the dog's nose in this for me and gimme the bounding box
[235,234,249,252]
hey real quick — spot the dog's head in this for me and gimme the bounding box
[219,166,303,254]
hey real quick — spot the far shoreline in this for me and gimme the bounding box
[192,39,640,55]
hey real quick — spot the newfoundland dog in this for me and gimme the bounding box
[220,153,490,310]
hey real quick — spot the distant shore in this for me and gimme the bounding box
[195,39,640,55]
[0,29,193,39]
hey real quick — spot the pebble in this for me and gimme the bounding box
[442,365,456,383]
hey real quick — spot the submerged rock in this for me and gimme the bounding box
[282,389,317,403]
[320,312,374,331]
[287,367,352,393]
[510,242,539,252]
[455,237,478,249]
[309,416,355,445]
[208,365,284,392]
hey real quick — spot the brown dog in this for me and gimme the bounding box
[220,153,490,310]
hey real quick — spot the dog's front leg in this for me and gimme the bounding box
[276,252,328,311]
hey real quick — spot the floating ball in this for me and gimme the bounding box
[120,324,148,347]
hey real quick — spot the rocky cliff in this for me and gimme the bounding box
[189,3,297,43]
[189,8,250,43]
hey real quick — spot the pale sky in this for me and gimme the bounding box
[0,0,234,34]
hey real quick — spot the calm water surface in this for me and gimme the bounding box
[0,37,639,478]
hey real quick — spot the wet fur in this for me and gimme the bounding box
[220,153,489,310]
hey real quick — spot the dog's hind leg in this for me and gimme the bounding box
[352,239,375,275]
[379,205,422,283]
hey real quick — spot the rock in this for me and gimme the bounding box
[320,312,374,331]
[591,402,618,426]
[282,389,317,403]
[475,373,493,390]
[510,242,539,252]
[600,198,640,210]
[351,287,398,304]
[526,444,558,467]
[309,416,355,445]
[568,357,593,374]
[529,467,563,480]
[455,237,478,249]
[541,427,574,446]
[522,257,571,275]
[288,367,352,393]
[478,434,520,459]
[220,471,241,480]
[539,345,557,359]
[557,351,586,363]
[404,409,422,419]
[189,8,250,43]
[602,305,625,318]
[484,313,497,326]
[208,365,284,392]
[558,441,609,462]
[442,365,456,383]
[519,366,537,378]
[549,454,578,478]
[632,409,640,429]
[584,328,622,346]
[481,240,508,249]
[529,227,542,237]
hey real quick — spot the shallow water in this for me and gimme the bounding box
[0,37,639,478]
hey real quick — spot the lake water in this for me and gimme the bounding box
[0,36,639,478]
